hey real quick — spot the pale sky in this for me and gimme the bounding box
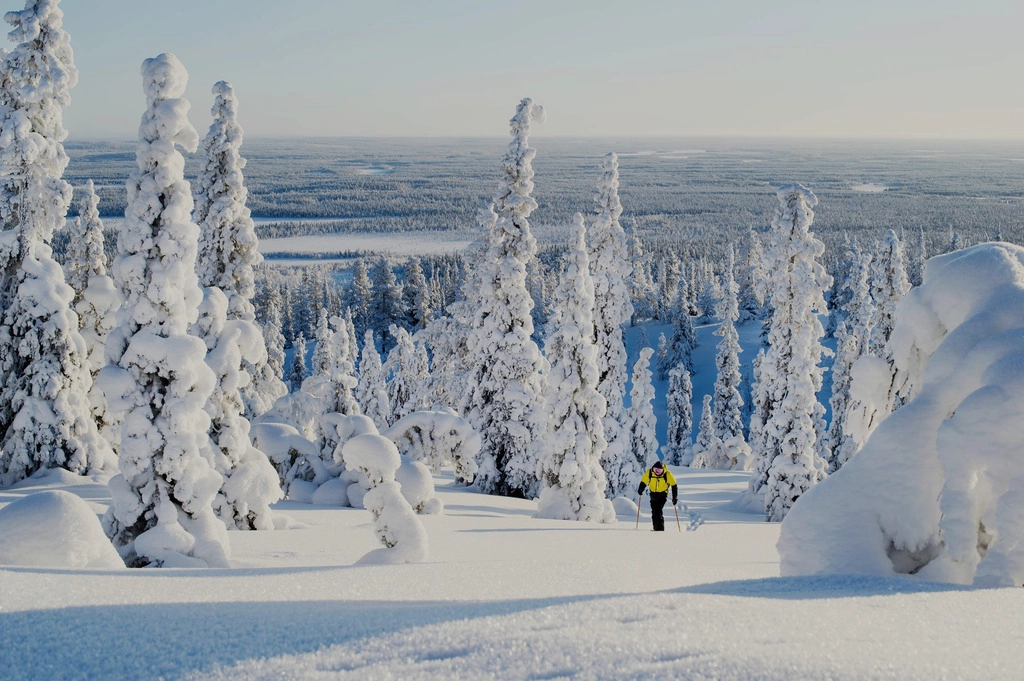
[55,0,1024,139]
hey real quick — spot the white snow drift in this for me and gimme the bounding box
[781,242,1024,587]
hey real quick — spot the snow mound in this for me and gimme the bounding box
[612,496,639,517]
[780,243,1024,586]
[0,491,124,569]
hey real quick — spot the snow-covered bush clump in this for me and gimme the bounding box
[0,490,124,568]
[343,433,428,564]
[250,420,322,495]
[382,410,479,484]
[780,243,1024,587]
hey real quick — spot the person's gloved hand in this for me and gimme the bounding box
[672,498,678,506]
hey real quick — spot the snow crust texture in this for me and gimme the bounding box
[781,242,1024,586]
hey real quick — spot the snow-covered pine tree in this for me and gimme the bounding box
[909,228,926,288]
[869,229,911,355]
[655,332,670,381]
[829,251,879,470]
[347,257,372,341]
[193,80,283,418]
[309,307,334,378]
[624,347,657,484]
[370,258,403,353]
[68,181,118,377]
[691,394,714,468]
[656,253,681,321]
[588,153,634,499]
[261,289,287,396]
[665,288,697,374]
[384,325,419,425]
[746,347,768,474]
[193,287,281,530]
[403,257,432,330]
[101,54,228,567]
[737,229,766,323]
[536,213,613,522]
[356,329,391,427]
[663,364,693,467]
[711,247,744,449]
[288,332,307,393]
[626,219,655,322]
[754,185,832,522]
[461,99,548,498]
[0,0,113,486]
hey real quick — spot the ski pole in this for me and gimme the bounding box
[635,494,641,530]
[673,502,681,532]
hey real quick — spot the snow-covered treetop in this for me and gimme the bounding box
[1,0,77,116]
[138,53,198,153]
[495,97,544,229]
[593,152,622,223]
[194,80,261,320]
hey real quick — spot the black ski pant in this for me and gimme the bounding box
[649,491,667,531]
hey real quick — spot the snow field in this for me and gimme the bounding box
[3,468,1023,680]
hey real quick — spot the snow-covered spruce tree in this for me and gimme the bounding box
[370,257,403,353]
[101,54,228,567]
[67,181,118,375]
[626,219,655,322]
[737,229,766,323]
[663,364,693,467]
[655,332,670,381]
[308,314,360,459]
[746,347,768,473]
[461,99,548,498]
[384,325,418,425]
[754,185,832,522]
[830,251,880,470]
[288,332,307,393]
[665,288,697,374]
[0,0,114,486]
[309,307,334,378]
[261,289,287,397]
[403,257,432,330]
[691,394,714,468]
[588,153,634,500]
[193,80,283,417]
[624,347,657,484]
[909,228,926,288]
[346,257,372,341]
[193,287,281,530]
[536,213,613,522]
[711,247,744,449]
[356,329,390,427]
[869,229,911,355]
[656,253,681,321]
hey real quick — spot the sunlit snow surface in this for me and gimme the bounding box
[2,462,1022,680]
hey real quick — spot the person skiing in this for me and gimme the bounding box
[637,461,678,531]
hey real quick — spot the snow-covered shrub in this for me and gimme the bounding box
[395,459,443,514]
[342,433,428,564]
[0,490,124,569]
[382,410,479,484]
[780,243,1024,587]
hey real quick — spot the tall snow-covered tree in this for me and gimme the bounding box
[193,80,283,417]
[384,325,422,424]
[588,153,634,501]
[665,288,697,374]
[626,219,655,322]
[753,185,831,522]
[309,307,334,378]
[461,99,548,499]
[624,347,657,485]
[288,333,307,393]
[403,257,432,330]
[691,394,715,469]
[737,229,766,322]
[869,229,911,354]
[370,257,403,353]
[261,289,287,398]
[356,329,390,427]
[536,213,612,522]
[101,54,228,567]
[711,247,744,445]
[663,364,693,467]
[347,257,372,340]
[830,251,880,470]
[192,287,281,530]
[0,0,113,486]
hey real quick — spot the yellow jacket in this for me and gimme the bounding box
[639,467,676,494]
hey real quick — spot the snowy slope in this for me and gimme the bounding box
[2,466,1022,680]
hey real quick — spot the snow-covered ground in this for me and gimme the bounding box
[3,465,1022,680]
[258,231,476,258]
